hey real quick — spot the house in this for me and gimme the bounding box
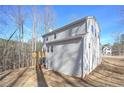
[102,46,112,56]
[42,16,101,78]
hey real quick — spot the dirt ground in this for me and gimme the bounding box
[0,56,124,87]
[41,56,124,87]
[42,69,91,87]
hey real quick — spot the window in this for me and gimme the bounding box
[95,32,96,37]
[89,43,90,48]
[91,25,97,37]
[95,29,96,37]
[91,25,94,33]
[54,33,56,39]
[46,37,48,41]
[51,46,53,52]
[47,46,49,52]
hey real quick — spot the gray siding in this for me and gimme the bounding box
[82,18,101,77]
[44,22,86,43]
[46,38,83,77]
[43,16,101,78]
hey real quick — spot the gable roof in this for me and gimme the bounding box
[42,16,96,37]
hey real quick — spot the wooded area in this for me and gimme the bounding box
[0,6,54,72]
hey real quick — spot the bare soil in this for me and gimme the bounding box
[0,56,124,87]
[41,56,124,87]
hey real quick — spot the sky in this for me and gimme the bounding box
[0,5,124,45]
[52,5,124,45]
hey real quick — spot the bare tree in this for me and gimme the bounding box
[10,6,25,68]
[0,6,44,72]
[112,9,124,55]
[0,6,27,70]
[44,6,56,33]
[31,6,42,66]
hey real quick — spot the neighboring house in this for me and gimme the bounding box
[42,16,101,78]
[102,46,112,56]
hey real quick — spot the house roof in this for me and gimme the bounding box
[42,16,96,37]
[102,46,112,50]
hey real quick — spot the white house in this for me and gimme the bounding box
[102,46,112,56]
[42,16,101,78]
